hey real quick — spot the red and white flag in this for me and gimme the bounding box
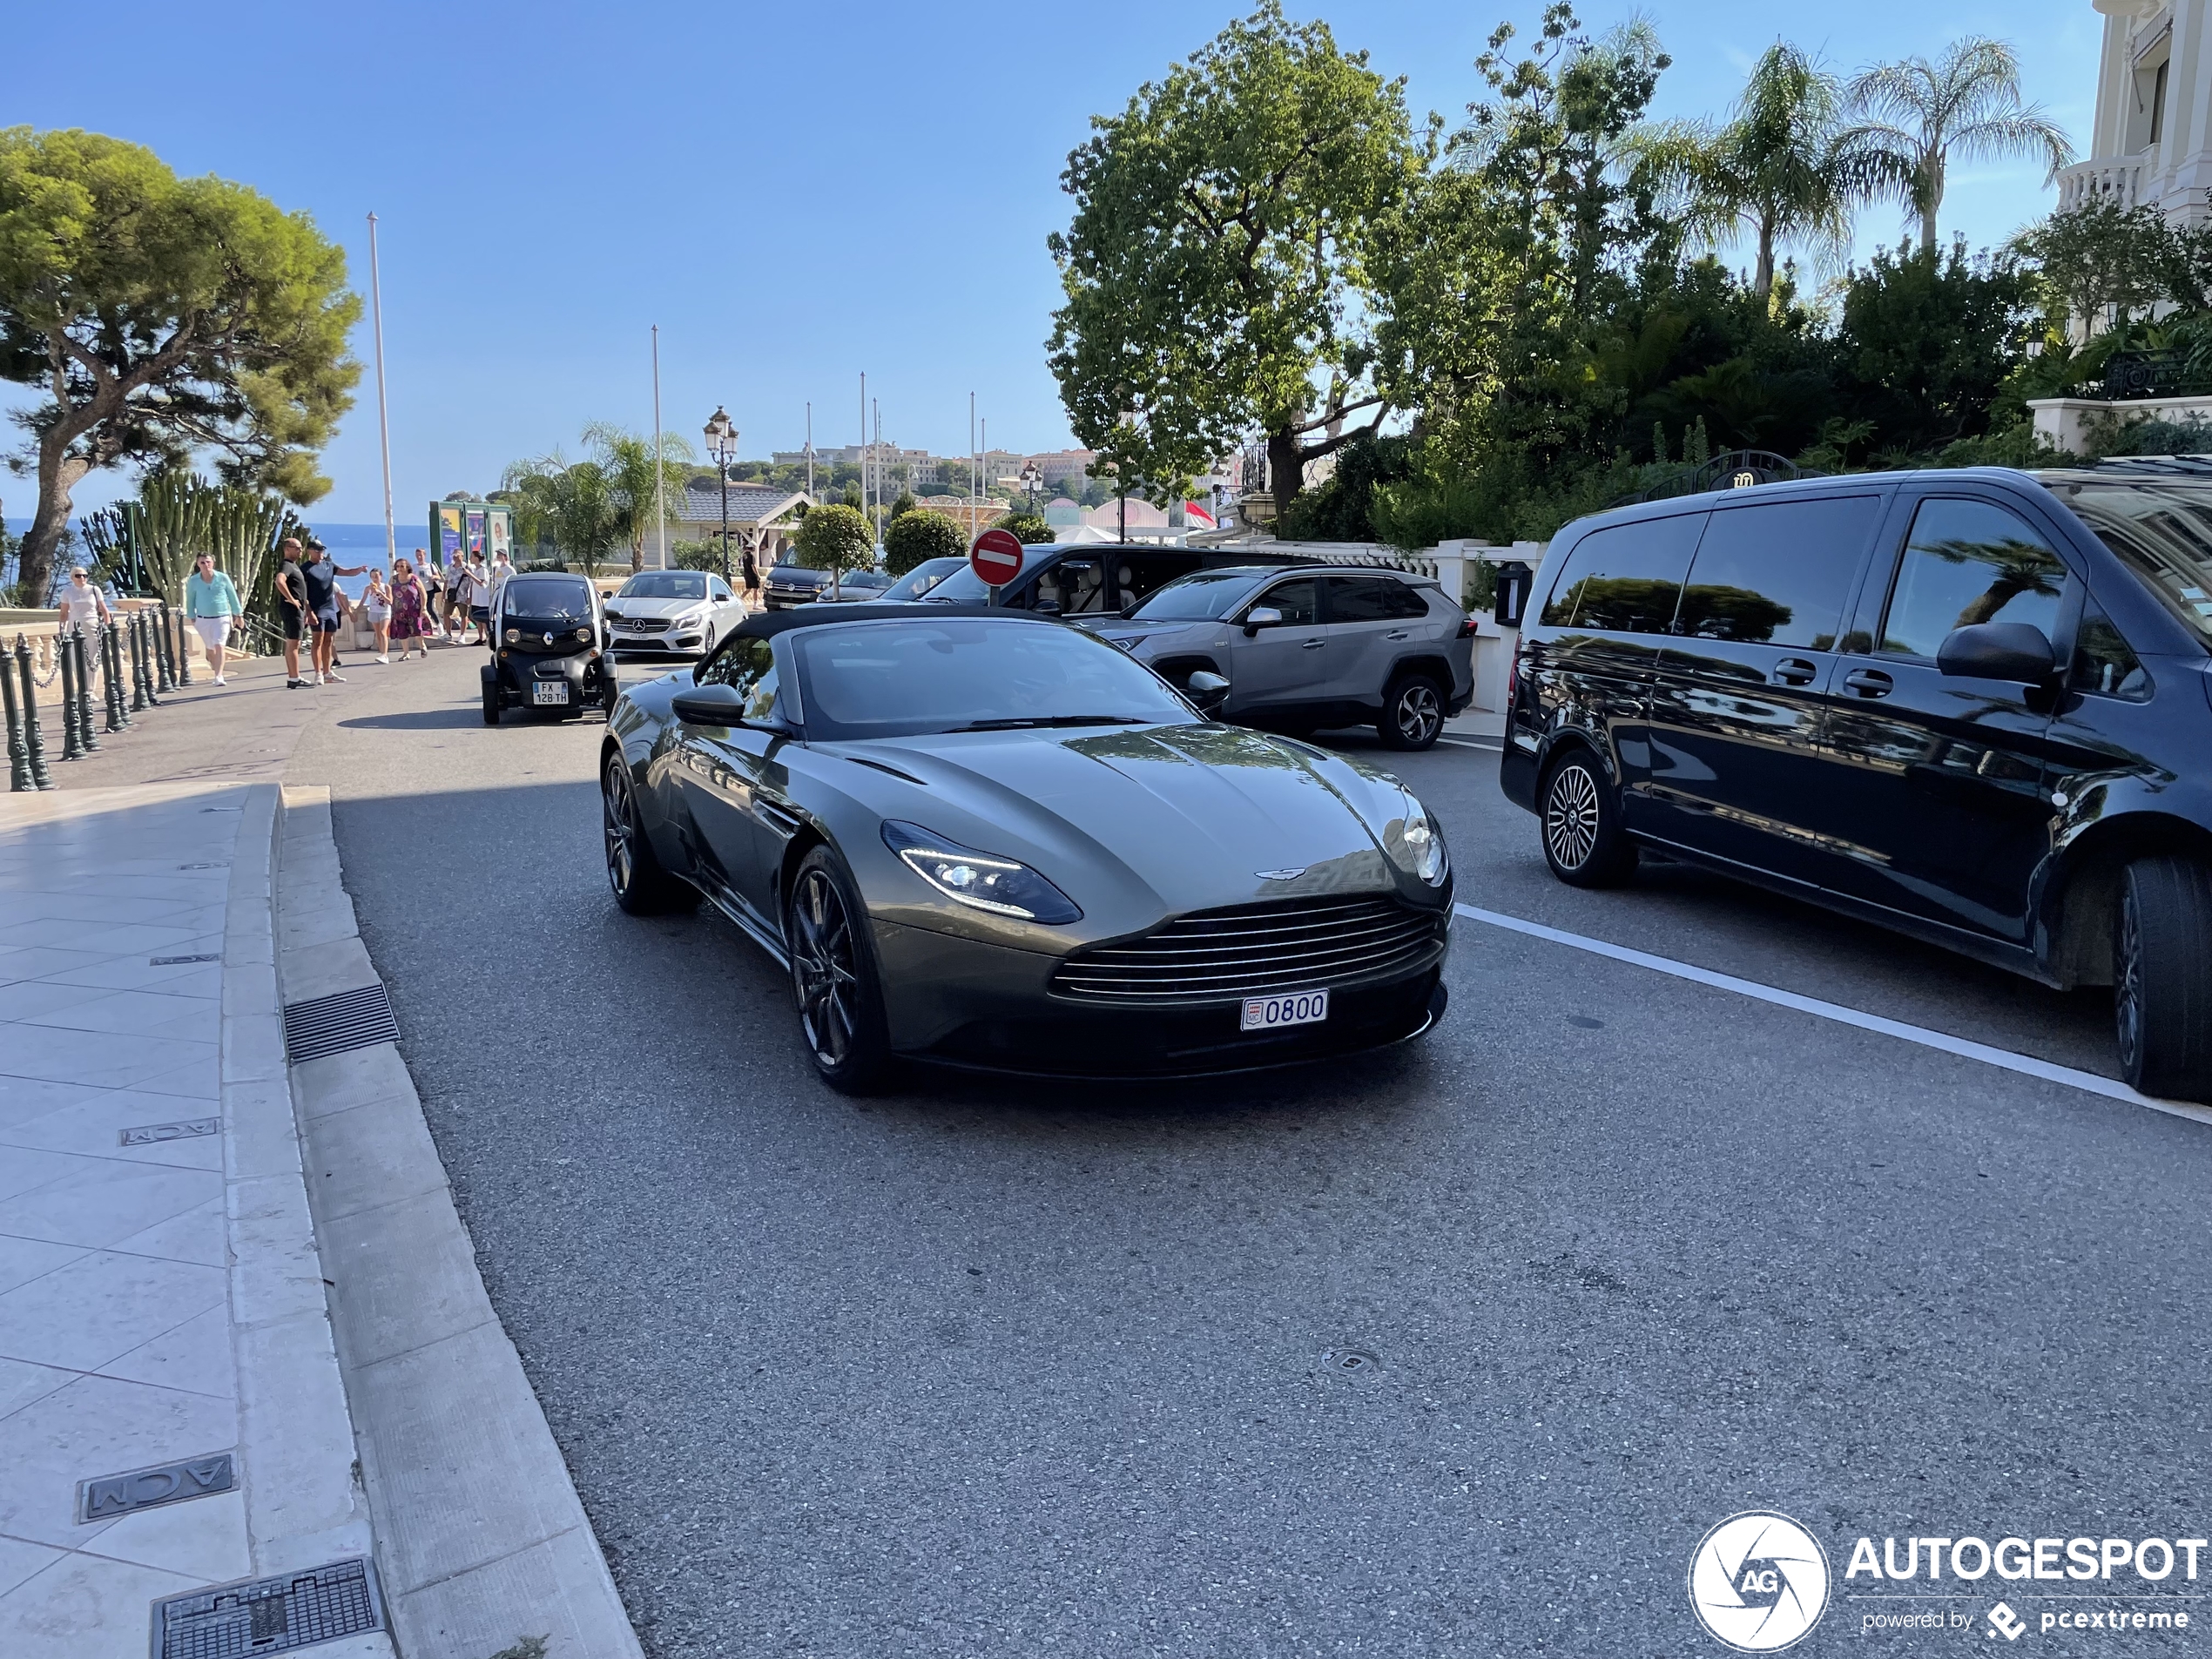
[1184,500,1217,529]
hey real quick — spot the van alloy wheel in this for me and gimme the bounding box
[1544,763,1600,870]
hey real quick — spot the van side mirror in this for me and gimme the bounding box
[1243,605,1284,637]
[1937,622,2058,686]
[1184,670,1231,714]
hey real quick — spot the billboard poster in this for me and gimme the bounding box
[489,513,510,559]
[466,510,486,555]
[439,506,462,559]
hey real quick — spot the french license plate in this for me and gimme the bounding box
[531,682,570,705]
[1241,989,1328,1031]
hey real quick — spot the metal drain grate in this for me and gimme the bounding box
[152,1556,385,1658]
[282,985,399,1064]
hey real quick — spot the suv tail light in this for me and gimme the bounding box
[1507,643,1521,711]
[1455,617,1479,638]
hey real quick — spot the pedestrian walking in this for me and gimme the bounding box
[55,567,111,636]
[388,559,431,660]
[362,568,393,663]
[300,541,368,685]
[461,550,493,644]
[741,547,761,611]
[183,553,244,685]
[418,553,445,645]
[274,537,309,687]
[447,554,473,642]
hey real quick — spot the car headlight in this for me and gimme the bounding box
[881,820,1082,924]
[1384,792,1448,886]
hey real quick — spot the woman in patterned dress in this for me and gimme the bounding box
[388,559,431,661]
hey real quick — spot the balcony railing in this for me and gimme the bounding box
[2058,158,2147,212]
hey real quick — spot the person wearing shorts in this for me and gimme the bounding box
[274,539,309,686]
[183,554,243,685]
[362,568,393,663]
[300,542,368,685]
[461,553,492,644]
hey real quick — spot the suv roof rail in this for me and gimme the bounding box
[2081,454,2212,476]
[1608,449,1828,509]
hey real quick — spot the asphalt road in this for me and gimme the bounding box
[271,645,2211,1658]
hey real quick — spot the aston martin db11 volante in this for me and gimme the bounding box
[598,605,1453,1089]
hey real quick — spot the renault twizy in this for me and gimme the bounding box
[482,571,619,724]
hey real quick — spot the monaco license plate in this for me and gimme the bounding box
[531,682,570,705]
[1241,989,1328,1032]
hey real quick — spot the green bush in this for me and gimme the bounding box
[997,511,1053,544]
[884,509,965,576]
[793,502,872,576]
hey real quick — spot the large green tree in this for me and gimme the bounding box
[1841,37,2073,253]
[0,128,360,602]
[500,451,620,573]
[792,501,871,595]
[1046,2,1424,517]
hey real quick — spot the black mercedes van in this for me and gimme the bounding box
[1501,461,2212,1102]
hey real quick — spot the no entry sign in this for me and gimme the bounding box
[969,527,1026,588]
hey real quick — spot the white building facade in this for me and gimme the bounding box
[2060,1,2209,219]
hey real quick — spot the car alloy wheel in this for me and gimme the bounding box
[1544,762,1600,870]
[1394,681,1440,745]
[601,759,696,915]
[604,764,638,900]
[791,867,861,1069]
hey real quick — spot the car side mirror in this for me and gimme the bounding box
[671,682,751,725]
[1184,670,1231,714]
[1243,605,1284,637]
[1937,622,2058,686]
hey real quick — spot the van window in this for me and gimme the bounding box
[2069,597,2151,699]
[1115,554,1197,608]
[1882,498,2067,658]
[1675,496,1879,649]
[1538,514,1704,634]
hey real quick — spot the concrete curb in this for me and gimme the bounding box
[223,783,395,1659]
[276,786,643,1659]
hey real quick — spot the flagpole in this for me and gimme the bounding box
[367,212,395,569]
[651,325,666,570]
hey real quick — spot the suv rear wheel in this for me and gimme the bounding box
[1379,671,1445,751]
[1539,748,1638,887]
[2114,856,2212,1102]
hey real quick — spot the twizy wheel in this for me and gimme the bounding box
[786,846,892,1093]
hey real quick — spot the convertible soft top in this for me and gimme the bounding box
[729,601,1036,641]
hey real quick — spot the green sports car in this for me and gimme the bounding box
[598,604,1453,1089]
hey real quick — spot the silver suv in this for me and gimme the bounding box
[1083,564,1476,750]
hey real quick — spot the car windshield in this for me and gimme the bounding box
[879,558,964,601]
[617,572,706,600]
[502,577,593,622]
[786,618,1193,740]
[920,565,997,604]
[2051,480,2212,648]
[1124,570,1267,621]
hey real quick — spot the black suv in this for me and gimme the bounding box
[1502,462,2212,1100]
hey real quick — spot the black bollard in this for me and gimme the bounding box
[57,632,84,761]
[13,637,51,788]
[153,604,176,693]
[2,644,30,792]
[73,630,100,753]
[103,624,128,732]
[126,615,147,712]
[133,613,155,709]
[172,604,192,686]
[143,611,161,706]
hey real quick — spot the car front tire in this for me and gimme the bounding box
[602,757,698,916]
[2114,856,2212,1103]
[786,846,893,1094]
[1539,748,1638,887]
[1379,671,1445,751]
[481,671,501,726]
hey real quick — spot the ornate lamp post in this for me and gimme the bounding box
[1020,460,1043,512]
[703,406,738,582]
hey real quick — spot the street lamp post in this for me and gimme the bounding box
[704,406,738,582]
[1021,460,1042,512]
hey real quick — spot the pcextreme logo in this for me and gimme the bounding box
[1688,1512,1832,1652]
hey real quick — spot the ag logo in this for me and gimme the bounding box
[1688,1511,1831,1652]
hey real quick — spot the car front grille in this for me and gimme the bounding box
[1050,895,1443,1005]
[617,618,662,633]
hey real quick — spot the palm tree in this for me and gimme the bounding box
[1841,37,2074,253]
[583,423,697,572]
[500,451,621,575]
[1637,42,1862,300]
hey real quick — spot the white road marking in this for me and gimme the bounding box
[1453,902,2212,1129]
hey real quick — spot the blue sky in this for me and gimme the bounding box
[6,0,2099,526]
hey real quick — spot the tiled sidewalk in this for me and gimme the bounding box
[0,784,384,1656]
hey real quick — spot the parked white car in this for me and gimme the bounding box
[602,570,747,658]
